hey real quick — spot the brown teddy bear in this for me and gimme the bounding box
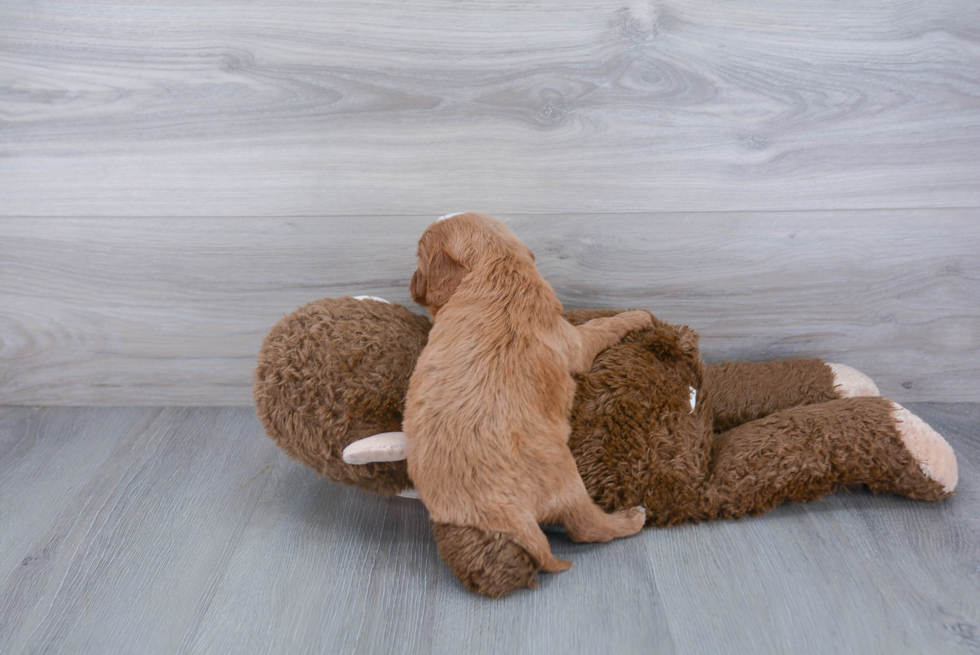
[253,295,958,598]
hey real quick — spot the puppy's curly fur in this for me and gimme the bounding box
[404,213,651,573]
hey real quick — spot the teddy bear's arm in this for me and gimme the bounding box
[702,359,877,433]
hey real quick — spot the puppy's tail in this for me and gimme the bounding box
[432,523,540,598]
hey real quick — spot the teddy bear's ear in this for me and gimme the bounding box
[431,523,540,598]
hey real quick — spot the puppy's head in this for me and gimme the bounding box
[409,213,535,316]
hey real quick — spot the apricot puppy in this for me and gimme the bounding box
[403,213,651,573]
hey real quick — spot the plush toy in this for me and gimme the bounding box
[254,295,958,598]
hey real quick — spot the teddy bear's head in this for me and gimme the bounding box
[253,296,430,496]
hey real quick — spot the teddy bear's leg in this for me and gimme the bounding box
[827,362,880,397]
[703,396,957,520]
[886,402,958,495]
[703,359,879,432]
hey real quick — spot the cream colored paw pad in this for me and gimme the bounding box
[829,363,880,398]
[891,402,958,493]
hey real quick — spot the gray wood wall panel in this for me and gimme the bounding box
[1,404,977,654]
[1,212,978,405]
[1,0,979,216]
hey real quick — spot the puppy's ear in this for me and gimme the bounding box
[409,268,427,306]
[421,247,468,309]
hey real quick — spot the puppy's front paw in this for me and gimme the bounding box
[618,310,653,334]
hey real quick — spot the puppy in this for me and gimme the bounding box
[403,213,652,573]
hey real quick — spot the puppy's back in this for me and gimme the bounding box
[404,255,575,526]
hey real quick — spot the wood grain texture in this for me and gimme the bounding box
[0,407,147,580]
[1,0,979,216]
[2,212,978,404]
[0,407,278,654]
[0,404,977,654]
[647,402,980,655]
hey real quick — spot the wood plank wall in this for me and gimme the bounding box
[2,213,977,404]
[1,0,978,404]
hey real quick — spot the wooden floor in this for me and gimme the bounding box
[1,404,977,654]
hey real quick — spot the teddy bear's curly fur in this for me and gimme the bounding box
[254,298,428,496]
[254,297,956,598]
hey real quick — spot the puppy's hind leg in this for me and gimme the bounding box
[510,513,573,573]
[549,455,646,543]
[559,488,646,543]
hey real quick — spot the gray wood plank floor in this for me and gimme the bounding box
[1,404,977,654]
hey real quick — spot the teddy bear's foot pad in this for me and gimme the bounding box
[829,363,880,398]
[891,402,958,493]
